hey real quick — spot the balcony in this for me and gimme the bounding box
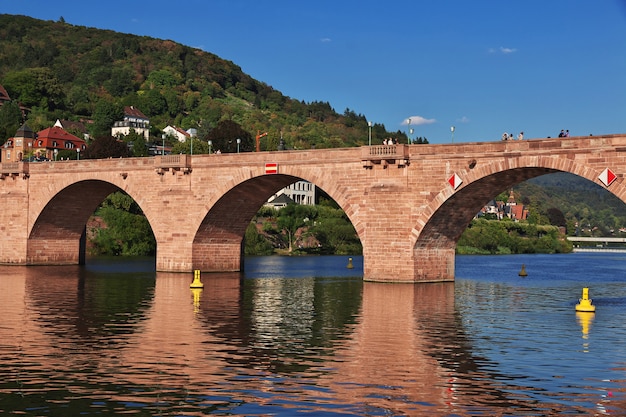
[361,144,410,168]
[0,162,30,179]
[155,154,191,174]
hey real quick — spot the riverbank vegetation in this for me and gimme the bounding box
[87,190,574,257]
[457,219,572,255]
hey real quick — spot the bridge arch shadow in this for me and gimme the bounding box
[412,157,626,278]
[27,179,153,265]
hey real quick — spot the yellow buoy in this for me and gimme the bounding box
[518,264,527,277]
[575,287,595,312]
[190,269,204,288]
[347,257,354,269]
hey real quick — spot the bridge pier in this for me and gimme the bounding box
[363,245,455,283]
[192,241,243,272]
[412,247,456,282]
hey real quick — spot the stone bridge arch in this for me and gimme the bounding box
[411,155,626,279]
[26,169,167,266]
[28,179,129,264]
[190,168,365,273]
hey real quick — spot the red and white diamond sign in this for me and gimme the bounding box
[448,173,462,190]
[599,168,616,187]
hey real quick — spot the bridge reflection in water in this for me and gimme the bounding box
[3,257,623,415]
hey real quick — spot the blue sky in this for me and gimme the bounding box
[3,1,626,143]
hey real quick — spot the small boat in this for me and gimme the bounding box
[575,287,596,312]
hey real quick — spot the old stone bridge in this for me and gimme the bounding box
[1,134,625,283]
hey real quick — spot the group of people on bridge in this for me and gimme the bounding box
[501,131,524,141]
[382,138,399,145]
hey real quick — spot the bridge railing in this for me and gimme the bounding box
[0,162,29,179]
[155,154,191,174]
[361,145,410,168]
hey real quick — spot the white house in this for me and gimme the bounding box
[267,180,316,207]
[163,125,195,142]
[111,106,150,139]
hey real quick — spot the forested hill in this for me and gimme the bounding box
[515,172,626,236]
[0,14,404,148]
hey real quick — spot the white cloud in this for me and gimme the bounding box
[457,116,470,123]
[320,37,332,43]
[489,46,517,54]
[403,116,436,126]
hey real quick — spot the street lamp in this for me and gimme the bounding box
[450,126,455,143]
[161,134,165,156]
[368,121,372,146]
[208,140,212,154]
[53,149,58,161]
[407,118,412,145]
[190,137,193,156]
[409,128,414,144]
[236,138,241,153]
[76,148,80,160]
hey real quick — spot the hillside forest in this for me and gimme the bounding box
[0,14,424,153]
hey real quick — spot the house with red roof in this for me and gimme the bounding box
[36,126,86,160]
[1,124,86,162]
[54,119,90,141]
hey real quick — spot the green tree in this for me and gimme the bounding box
[3,67,64,110]
[83,136,130,159]
[0,100,23,142]
[91,100,123,138]
[244,222,275,255]
[124,129,148,157]
[105,66,135,96]
[205,119,253,153]
[170,137,208,154]
[276,204,316,252]
[89,192,156,256]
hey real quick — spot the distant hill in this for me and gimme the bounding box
[0,14,406,149]
[514,172,626,235]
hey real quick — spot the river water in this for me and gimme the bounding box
[1,253,625,416]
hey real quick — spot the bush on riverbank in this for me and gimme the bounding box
[456,218,572,255]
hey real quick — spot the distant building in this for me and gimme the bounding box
[1,124,36,162]
[111,106,150,139]
[163,125,194,142]
[266,180,316,208]
[1,124,87,162]
[54,119,90,141]
[477,190,527,221]
[265,193,296,210]
[36,126,86,160]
